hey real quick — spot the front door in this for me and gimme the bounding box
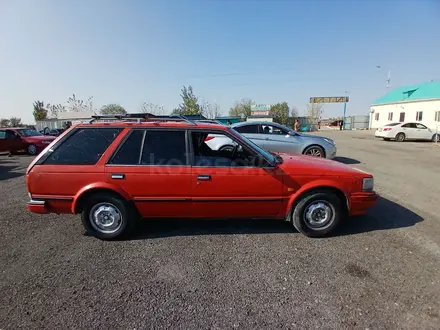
[414,123,432,140]
[5,130,24,152]
[105,129,192,218]
[189,130,284,219]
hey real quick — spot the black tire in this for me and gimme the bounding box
[27,144,38,155]
[303,145,325,158]
[81,192,135,240]
[395,133,405,142]
[432,134,440,142]
[291,190,343,238]
[383,138,391,141]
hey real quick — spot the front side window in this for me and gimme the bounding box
[16,129,42,137]
[110,129,187,166]
[416,123,427,129]
[261,124,288,135]
[191,130,270,167]
[44,128,122,165]
[416,111,423,121]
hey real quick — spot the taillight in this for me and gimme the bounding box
[205,136,215,142]
[383,128,391,131]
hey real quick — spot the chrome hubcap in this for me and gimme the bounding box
[306,148,322,157]
[303,201,334,229]
[89,203,122,234]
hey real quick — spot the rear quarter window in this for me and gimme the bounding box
[43,128,122,165]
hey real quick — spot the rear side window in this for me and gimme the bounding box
[44,128,122,165]
[110,130,187,166]
[0,131,5,139]
[402,123,416,128]
[235,125,260,134]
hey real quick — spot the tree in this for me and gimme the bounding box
[306,103,323,122]
[270,102,289,125]
[33,101,48,121]
[66,94,94,112]
[229,99,253,118]
[290,105,298,118]
[9,117,22,127]
[100,104,127,115]
[46,103,66,119]
[141,102,164,115]
[201,101,221,119]
[174,85,201,115]
[0,118,10,127]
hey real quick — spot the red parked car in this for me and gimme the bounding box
[26,115,378,240]
[0,128,56,155]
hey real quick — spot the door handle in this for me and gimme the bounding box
[111,173,125,180]
[197,174,211,181]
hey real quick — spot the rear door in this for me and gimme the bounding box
[260,124,303,153]
[106,128,191,218]
[234,124,267,148]
[400,123,417,139]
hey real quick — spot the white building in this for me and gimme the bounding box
[369,81,440,130]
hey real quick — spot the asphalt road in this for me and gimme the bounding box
[1,131,439,330]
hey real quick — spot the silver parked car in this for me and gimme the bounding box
[205,121,337,159]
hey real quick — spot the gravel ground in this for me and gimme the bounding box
[1,131,439,330]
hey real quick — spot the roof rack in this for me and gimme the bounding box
[194,119,223,125]
[86,114,196,125]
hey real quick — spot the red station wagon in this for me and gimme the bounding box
[0,128,56,155]
[26,115,378,240]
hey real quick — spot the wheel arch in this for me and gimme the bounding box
[72,183,132,214]
[302,144,326,158]
[286,183,349,219]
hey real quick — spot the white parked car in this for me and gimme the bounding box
[375,122,440,142]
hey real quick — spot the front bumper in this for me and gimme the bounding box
[349,192,379,216]
[27,199,49,214]
[326,145,337,159]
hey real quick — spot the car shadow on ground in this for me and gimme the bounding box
[126,196,422,240]
[336,196,423,237]
[0,157,24,181]
[334,156,361,164]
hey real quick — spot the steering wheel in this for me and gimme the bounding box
[231,144,239,160]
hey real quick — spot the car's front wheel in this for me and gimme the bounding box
[291,190,343,237]
[432,134,440,142]
[81,193,135,240]
[303,145,325,158]
[27,144,38,155]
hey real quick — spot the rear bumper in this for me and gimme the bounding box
[27,199,49,214]
[349,192,379,216]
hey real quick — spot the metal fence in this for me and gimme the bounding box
[343,115,369,130]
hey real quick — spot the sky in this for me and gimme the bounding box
[0,0,439,124]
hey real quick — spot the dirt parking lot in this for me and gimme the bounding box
[1,130,439,330]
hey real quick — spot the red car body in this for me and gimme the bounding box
[0,127,56,155]
[25,119,378,239]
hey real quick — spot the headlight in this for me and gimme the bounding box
[324,138,335,145]
[362,177,374,192]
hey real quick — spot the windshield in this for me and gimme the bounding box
[16,129,43,137]
[230,128,276,164]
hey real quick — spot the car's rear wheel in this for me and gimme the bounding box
[432,134,440,142]
[27,144,38,155]
[81,193,135,240]
[395,133,405,142]
[303,145,325,158]
[291,190,343,237]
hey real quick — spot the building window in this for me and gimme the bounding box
[375,113,379,121]
[435,111,440,122]
[416,111,423,121]
[388,112,393,121]
[399,112,405,122]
